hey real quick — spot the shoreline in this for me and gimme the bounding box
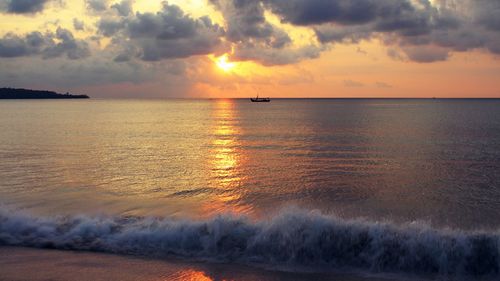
[0,247,399,281]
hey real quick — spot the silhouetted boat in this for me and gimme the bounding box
[250,95,270,102]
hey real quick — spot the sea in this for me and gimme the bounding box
[1,98,499,281]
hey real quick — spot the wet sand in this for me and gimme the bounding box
[0,247,403,281]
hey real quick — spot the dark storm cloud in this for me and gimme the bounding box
[0,0,50,14]
[0,28,90,59]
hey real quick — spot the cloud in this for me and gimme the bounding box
[210,0,322,65]
[97,18,125,36]
[375,81,392,88]
[0,51,205,98]
[263,0,379,26]
[44,28,91,59]
[473,0,500,31]
[343,79,364,87]
[73,18,85,31]
[0,56,151,88]
[386,47,405,61]
[0,0,50,14]
[113,53,130,62]
[233,43,321,66]
[86,0,108,12]
[261,0,500,62]
[111,0,133,17]
[400,46,449,63]
[315,25,373,44]
[96,2,227,61]
[0,28,90,59]
[265,0,440,41]
[0,34,34,57]
[210,0,290,45]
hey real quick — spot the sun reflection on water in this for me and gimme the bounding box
[168,270,215,281]
[212,100,241,187]
[203,99,252,215]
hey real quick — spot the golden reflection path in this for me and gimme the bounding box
[167,269,215,281]
[203,99,252,215]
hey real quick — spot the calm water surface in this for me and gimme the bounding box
[0,99,499,228]
[1,99,500,280]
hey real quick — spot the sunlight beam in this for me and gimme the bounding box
[215,54,236,72]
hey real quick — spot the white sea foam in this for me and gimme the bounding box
[0,207,499,277]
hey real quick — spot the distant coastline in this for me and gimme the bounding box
[0,88,89,99]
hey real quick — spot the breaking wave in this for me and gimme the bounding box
[1,207,499,278]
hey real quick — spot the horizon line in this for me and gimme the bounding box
[85,97,500,100]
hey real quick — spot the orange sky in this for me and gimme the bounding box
[0,0,499,98]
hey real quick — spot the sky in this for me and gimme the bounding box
[0,0,499,98]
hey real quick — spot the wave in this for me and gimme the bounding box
[0,207,499,278]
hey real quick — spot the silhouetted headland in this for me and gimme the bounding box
[0,88,89,99]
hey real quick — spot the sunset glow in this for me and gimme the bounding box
[215,54,236,73]
[0,0,498,98]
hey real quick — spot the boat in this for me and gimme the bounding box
[250,95,270,102]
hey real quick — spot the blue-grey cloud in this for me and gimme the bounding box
[0,0,50,14]
[97,2,227,61]
[86,0,108,12]
[402,46,450,63]
[98,18,125,36]
[263,0,446,39]
[73,18,85,31]
[263,0,379,26]
[0,34,33,57]
[210,0,290,45]
[0,28,90,59]
[111,0,133,17]
[259,0,500,62]
[44,28,91,59]
[474,0,500,32]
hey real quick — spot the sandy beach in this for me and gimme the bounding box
[0,247,405,281]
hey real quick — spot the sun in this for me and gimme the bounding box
[215,54,236,72]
